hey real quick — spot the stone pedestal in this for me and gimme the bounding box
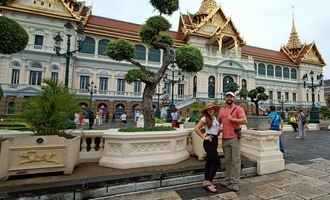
[307,123,320,131]
[240,129,285,175]
[99,129,191,169]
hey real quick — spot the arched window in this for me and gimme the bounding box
[208,76,215,98]
[283,67,290,79]
[291,68,297,80]
[98,39,110,56]
[115,104,125,119]
[148,48,161,62]
[254,63,257,74]
[275,66,282,78]
[193,76,197,98]
[79,36,95,54]
[11,61,21,68]
[223,75,234,93]
[7,102,16,115]
[134,44,146,60]
[267,65,274,77]
[258,63,266,76]
[242,79,247,89]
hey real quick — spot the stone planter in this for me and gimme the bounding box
[0,135,80,181]
[99,129,191,169]
[307,123,320,131]
[240,129,285,175]
[247,115,270,130]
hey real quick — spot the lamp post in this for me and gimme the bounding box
[53,22,85,88]
[303,71,323,123]
[278,94,288,117]
[163,64,184,110]
[88,81,97,109]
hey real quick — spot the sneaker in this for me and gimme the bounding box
[219,178,231,187]
[227,184,240,192]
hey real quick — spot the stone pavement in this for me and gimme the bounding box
[100,130,330,200]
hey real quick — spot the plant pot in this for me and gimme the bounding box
[247,115,270,130]
[0,135,80,181]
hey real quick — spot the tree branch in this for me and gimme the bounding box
[155,46,173,83]
[128,58,146,71]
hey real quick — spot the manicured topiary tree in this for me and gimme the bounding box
[224,82,239,93]
[107,0,204,128]
[0,16,29,54]
[248,86,268,116]
[239,87,248,100]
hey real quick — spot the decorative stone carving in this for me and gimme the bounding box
[240,129,285,175]
[19,151,59,165]
[99,129,191,169]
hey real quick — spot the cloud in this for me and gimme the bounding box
[91,0,330,79]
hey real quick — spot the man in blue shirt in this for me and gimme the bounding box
[268,106,284,154]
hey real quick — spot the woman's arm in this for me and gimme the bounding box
[194,119,207,139]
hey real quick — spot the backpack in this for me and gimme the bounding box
[270,112,281,130]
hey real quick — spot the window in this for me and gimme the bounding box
[164,82,171,95]
[267,65,274,77]
[223,75,234,93]
[293,93,297,102]
[242,79,247,89]
[269,91,273,100]
[277,91,281,101]
[133,80,141,95]
[79,36,95,54]
[80,76,89,90]
[34,35,44,49]
[318,94,320,102]
[148,48,161,62]
[98,39,110,56]
[29,71,42,85]
[178,84,184,98]
[258,63,266,76]
[275,66,282,78]
[285,92,289,101]
[11,69,20,85]
[51,72,58,83]
[208,76,215,98]
[306,93,309,102]
[134,45,146,60]
[99,77,108,92]
[291,68,297,80]
[283,67,290,79]
[117,79,125,95]
[254,63,257,74]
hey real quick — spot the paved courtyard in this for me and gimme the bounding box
[103,130,330,200]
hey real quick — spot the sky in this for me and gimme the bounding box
[90,0,330,79]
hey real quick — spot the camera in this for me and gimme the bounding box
[234,128,242,139]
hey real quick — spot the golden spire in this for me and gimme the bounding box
[286,7,302,49]
[197,0,218,15]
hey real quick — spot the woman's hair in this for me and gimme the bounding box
[202,110,213,129]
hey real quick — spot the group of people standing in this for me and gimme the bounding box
[74,105,109,129]
[288,110,307,139]
[194,92,247,193]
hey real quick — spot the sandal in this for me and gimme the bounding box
[203,184,217,193]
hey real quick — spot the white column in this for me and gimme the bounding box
[94,39,99,57]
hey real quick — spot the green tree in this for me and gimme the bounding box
[22,80,79,136]
[0,16,29,54]
[248,86,268,116]
[224,82,239,93]
[238,87,248,100]
[107,0,203,128]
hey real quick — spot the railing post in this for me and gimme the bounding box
[81,136,87,152]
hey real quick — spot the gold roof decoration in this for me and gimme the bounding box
[197,0,218,15]
[286,15,302,49]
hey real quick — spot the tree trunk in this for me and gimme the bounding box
[255,101,259,116]
[143,83,156,128]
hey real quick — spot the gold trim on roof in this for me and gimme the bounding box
[197,0,217,15]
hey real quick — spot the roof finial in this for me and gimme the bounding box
[286,5,302,49]
[197,0,218,15]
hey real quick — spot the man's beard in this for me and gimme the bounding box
[226,100,233,105]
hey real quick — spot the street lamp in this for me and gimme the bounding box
[278,94,288,117]
[302,71,323,123]
[163,64,184,111]
[87,81,97,109]
[53,22,85,87]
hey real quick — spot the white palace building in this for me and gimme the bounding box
[0,0,327,119]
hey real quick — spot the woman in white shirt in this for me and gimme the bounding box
[194,102,220,193]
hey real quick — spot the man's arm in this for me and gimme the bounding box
[228,107,247,125]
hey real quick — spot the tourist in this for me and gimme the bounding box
[268,106,284,153]
[194,102,220,193]
[120,112,127,127]
[289,113,298,132]
[218,92,247,192]
[95,111,102,126]
[134,110,140,123]
[171,108,180,128]
[74,112,80,129]
[88,108,95,129]
[297,109,306,139]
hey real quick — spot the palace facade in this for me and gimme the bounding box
[0,0,327,118]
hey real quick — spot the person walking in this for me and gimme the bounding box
[218,92,247,192]
[297,109,306,139]
[194,102,220,193]
[120,112,127,128]
[171,108,180,128]
[268,106,284,154]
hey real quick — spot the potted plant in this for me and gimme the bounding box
[0,80,80,180]
[247,86,269,130]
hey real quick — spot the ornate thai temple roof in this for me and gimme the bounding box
[196,0,218,15]
[286,17,302,50]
